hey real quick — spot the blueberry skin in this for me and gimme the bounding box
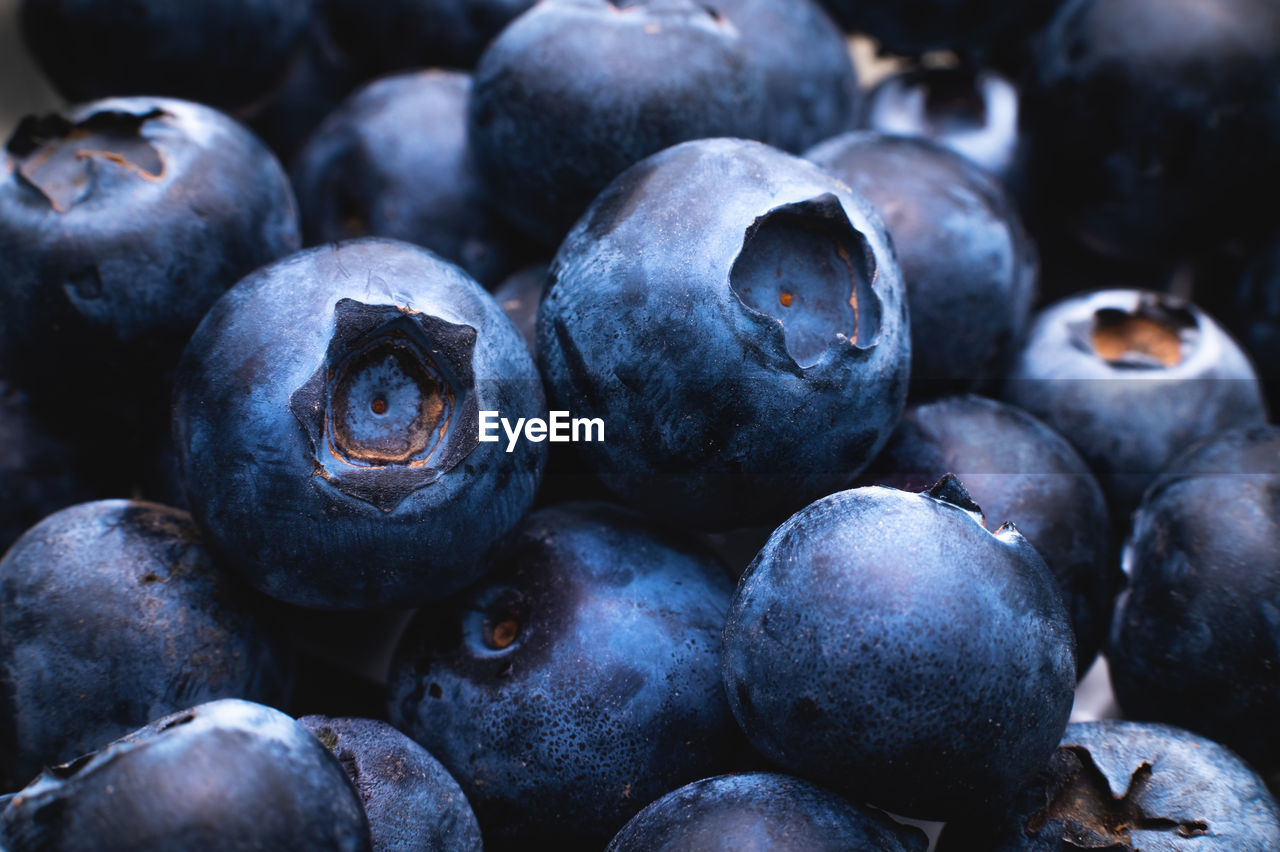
[1108,425,1280,773]
[293,71,528,288]
[807,132,1036,398]
[172,238,546,610]
[1223,231,1280,412]
[538,138,910,530]
[711,0,859,154]
[326,0,536,75]
[387,501,739,849]
[1020,0,1280,262]
[864,395,1113,678]
[0,97,300,401]
[606,772,928,852]
[1001,289,1267,518]
[818,0,1061,63]
[19,0,313,111]
[860,68,1023,188]
[722,480,1076,820]
[0,381,99,554]
[0,500,292,790]
[298,716,482,852]
[493,264,547,358]
[468,0,768,246]
[0,700,371,851]
[941,721,1280,850]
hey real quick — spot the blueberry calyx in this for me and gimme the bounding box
[290,298,480,512]
[922,473,985,521]
[6,108,167,213]
[1027,746,1210,845]
[730,193,882,368]
[1073,294,1199,370]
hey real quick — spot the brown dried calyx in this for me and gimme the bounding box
[1027,746,1209,848]
[6,108,167,213]
[1091,298,1197,369]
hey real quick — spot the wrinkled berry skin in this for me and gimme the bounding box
[722,480,1076,820]
[1109,426,1280,773]
[864,395,1113,677]
[298,716,483,852]
[712,0,859,154]
[468,0,767,246]
[388,502,739,850]
[539,138,909,530]
[807,133,1036,398]
[0,700,371,851]
[293,71,527,288]
[20,0,313,111]
[818,0,1061,63]
[861,68,1023,188]
[1001,289,1267,517]
[941,721,1280,850]
[327,0,536,75]
[0,97,300,402]
[0,381,99,554]
[173,238,545,611]
[606,772,928,852]
[0,501,292,790]
[1020,0,1280,262]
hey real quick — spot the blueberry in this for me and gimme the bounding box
[722,477,1076,820]
[1221,230,1280,412]
[292,70,529,288]
[711,0,860,154]
[387,501,740,849]
[1108,425,1280,773]
[172,238,545,610]
[0,500,292,788]
[538,137,910,530]
[298,716,483,852]
[19,0,314,112]
[941,720,1280,849]
[0,98,300,407]
[1001,289,1267,518]
[860,67,1023,188]
[492,264,547,358]
[806,132,1037,398]
[863,394,1113,677]
[0,700,371,851]
[606,772,928,851]
[1020,0,1280,262]
[326,0,536,76]
[468,0,768,246]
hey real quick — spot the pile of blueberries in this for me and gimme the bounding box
[1,0,1279,849]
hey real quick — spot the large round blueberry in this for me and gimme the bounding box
[468,0,768,246]
[941,721,1280,849]
[538,138,910,530]
[1020,0,1280,261]
[0,700,371,851]
[864,394,1113,677]
[0,500,292,789]
[722,478,1076,820]
[1001,289,1267,518]
[0,98,300,403]
[298,716,482,852]
[1108,425,1280,773]
[387,502,739,849]
[860,67,1023,187]
[807,132,1036,398]
[173,238,545,610]
[712,0,859,154]
[606,772,928,851]
[19,0,313,111]
[292,71,528,287]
